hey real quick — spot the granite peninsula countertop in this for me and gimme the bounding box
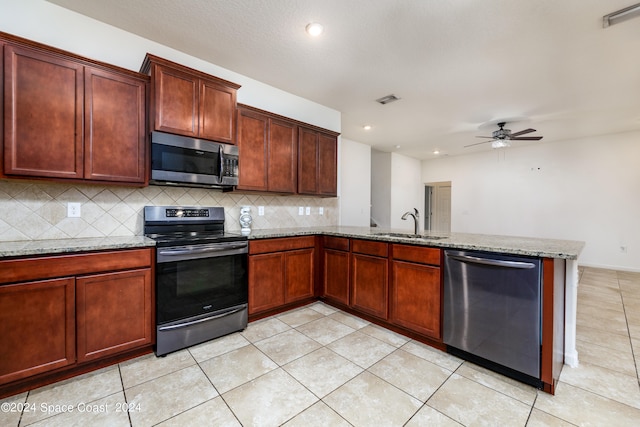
[247,226,585,260]
[0,236,156,259]
[0,227,584,260]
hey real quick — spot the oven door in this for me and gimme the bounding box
[156,241,248,325]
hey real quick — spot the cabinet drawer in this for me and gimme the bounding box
[0,249,153,284]
[352,239,388,257]
[323,236,349,251]
[249,236,315,255]
[392,245,441,266]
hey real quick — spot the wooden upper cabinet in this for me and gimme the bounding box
[237,107,268,191]
[2,36,148,185]
[297,126,338,196]
[236,105,297,193]
[153,65,199,137]
[84,67,146,183]
[199,79,236,144]
[268,118,297,193]
[142,54,240,144]
[4,44,84,179]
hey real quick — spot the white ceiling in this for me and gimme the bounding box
[47,0,640,159]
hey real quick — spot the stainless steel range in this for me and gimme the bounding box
[144,206,248,356]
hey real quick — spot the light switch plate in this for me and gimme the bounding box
[258,206,265,216]
[305,207,311,215]
[67,202,81,218]
[298,207,304,216]
[319,207,324,215]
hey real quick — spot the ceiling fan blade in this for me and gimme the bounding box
[510,136,543,141]
[475,136,495,139]
[465,140,493,148]
[509,128,536,137]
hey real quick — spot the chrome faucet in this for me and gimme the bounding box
[401,208,420,235]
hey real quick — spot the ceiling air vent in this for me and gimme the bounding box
[376,94,400,105]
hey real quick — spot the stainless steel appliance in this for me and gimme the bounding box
[150,131,239,189]
[144,206,248,356]
[443,249,543,387]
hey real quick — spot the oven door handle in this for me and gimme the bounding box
[158,244,247,256]
[158,307,245,331]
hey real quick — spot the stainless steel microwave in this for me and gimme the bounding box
[150,131,239,189]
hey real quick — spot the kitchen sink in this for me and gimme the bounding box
[373,232,448,240]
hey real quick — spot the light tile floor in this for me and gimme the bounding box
[2,267,640,426]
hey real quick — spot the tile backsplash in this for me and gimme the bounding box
[0,180,339,242]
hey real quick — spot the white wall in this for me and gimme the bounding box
[421,131,640,271]
[0,0,340,133]
[390,154,423,232]
[340,139,371,226]
[371,150,423,231]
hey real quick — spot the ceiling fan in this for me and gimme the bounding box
[466,122,543,148]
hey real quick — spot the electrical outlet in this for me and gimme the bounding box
[298,207,304,216]
[67,202,81,218]
[305,207,311,215]
[319,207,324,215]
[258,206,265,216]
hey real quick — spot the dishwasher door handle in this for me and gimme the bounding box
[447,254,537,269]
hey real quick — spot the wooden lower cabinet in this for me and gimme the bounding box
[351,253,388,319]
[0,278,75,384]
[323,249,350,305]
[248,237,315,316]
[390,261,441,339]
[76,269,152,363]
[0,248,153,394]
[248,253,285,314]
[390,244,442,340]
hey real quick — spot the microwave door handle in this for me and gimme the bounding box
[218,145,224,184]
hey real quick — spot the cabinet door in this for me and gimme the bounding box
[153,64,198,137]
[4,45,83,178]
[0,278,75,385]
[237,108,268,191]
[248,253,285,314]
[323,249,349,305]
[390,261,441,339]
[84,67,146,183]
[285,248,314,303]
[318,133,337,196]
[297,127,318,194]
[268,118,297,193]
[199,79,236,144]
[76,269,152,363]
[351,253,388,319]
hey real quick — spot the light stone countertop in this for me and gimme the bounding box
[0,227,584,260]
[247,226,585,260]
[0,236,156,259]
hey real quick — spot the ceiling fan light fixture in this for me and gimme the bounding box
[491,140,511,149]
[603,3,640,27]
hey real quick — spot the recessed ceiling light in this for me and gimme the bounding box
[395,145,401,149]
[433,150,440,155]
[305,22,324,37]
[363,125,372,130]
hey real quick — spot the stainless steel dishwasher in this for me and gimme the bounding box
[443,249,543,387]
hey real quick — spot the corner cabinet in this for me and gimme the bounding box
[141,54,240,144]
[2,38,147,184]
[248,237,316,317]
[298,127,338,196]
[0,248,153,396]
